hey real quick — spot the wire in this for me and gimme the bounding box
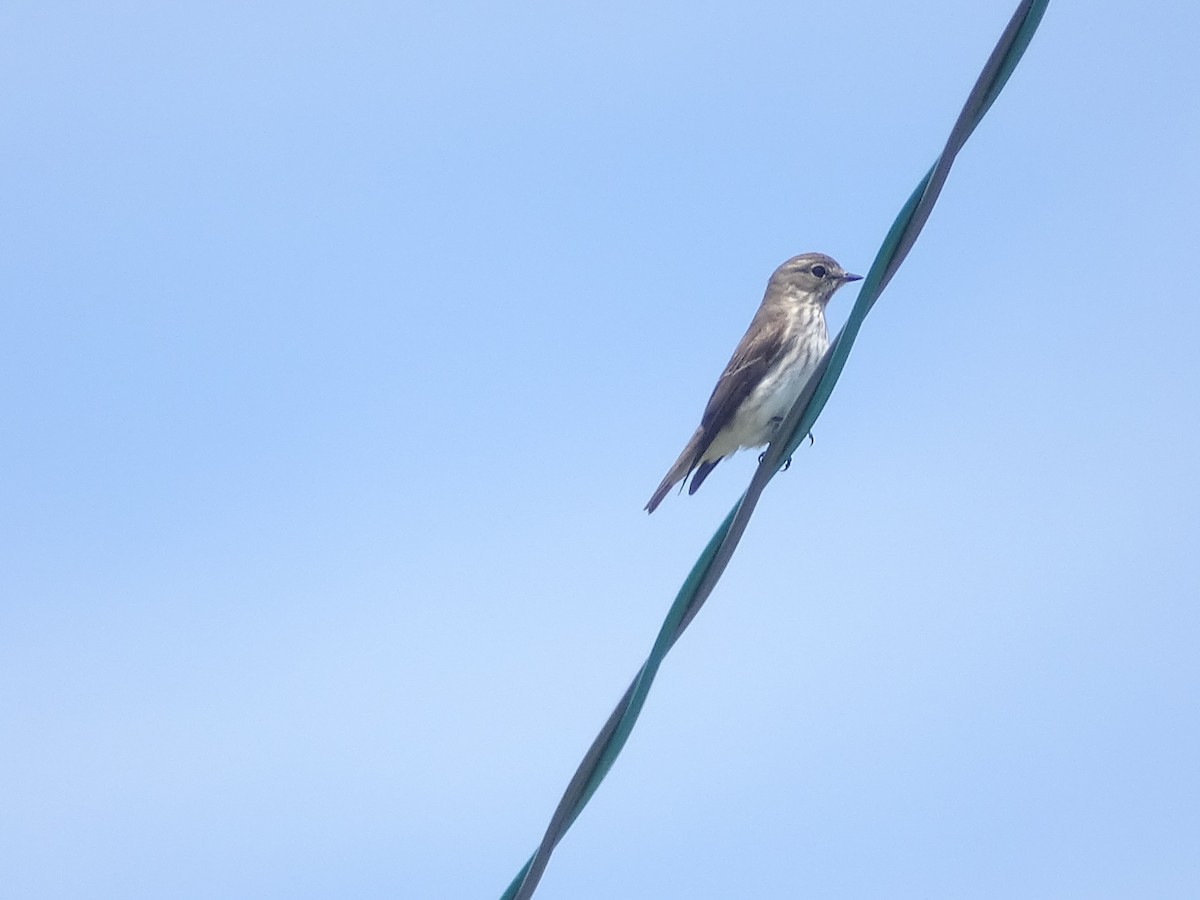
[501,2,1050,897]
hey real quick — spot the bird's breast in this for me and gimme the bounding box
[726,327,829,451]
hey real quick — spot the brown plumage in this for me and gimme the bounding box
[645,253,861,513]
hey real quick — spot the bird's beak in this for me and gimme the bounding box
[841,272,864,283]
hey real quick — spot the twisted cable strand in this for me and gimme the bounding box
[502,3,1049,897]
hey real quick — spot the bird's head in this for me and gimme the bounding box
[771,252,862,305]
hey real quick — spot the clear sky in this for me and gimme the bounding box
[3,2,1199,898]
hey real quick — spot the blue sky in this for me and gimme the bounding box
[3,2,1199,898]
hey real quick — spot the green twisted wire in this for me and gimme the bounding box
[502,2,1050,897]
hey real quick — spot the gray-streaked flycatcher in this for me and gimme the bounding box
[645,252,861,513]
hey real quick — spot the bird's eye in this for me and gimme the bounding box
[811,264,827,278]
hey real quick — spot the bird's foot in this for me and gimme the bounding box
[758,450,793,472]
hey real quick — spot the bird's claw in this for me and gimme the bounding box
[758,450,794,472]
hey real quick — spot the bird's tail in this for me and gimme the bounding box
[645,427,707,514]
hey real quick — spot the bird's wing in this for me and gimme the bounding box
[644,306,787,513]
[696,306,788,449]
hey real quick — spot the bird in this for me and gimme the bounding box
[645,252,861,513]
